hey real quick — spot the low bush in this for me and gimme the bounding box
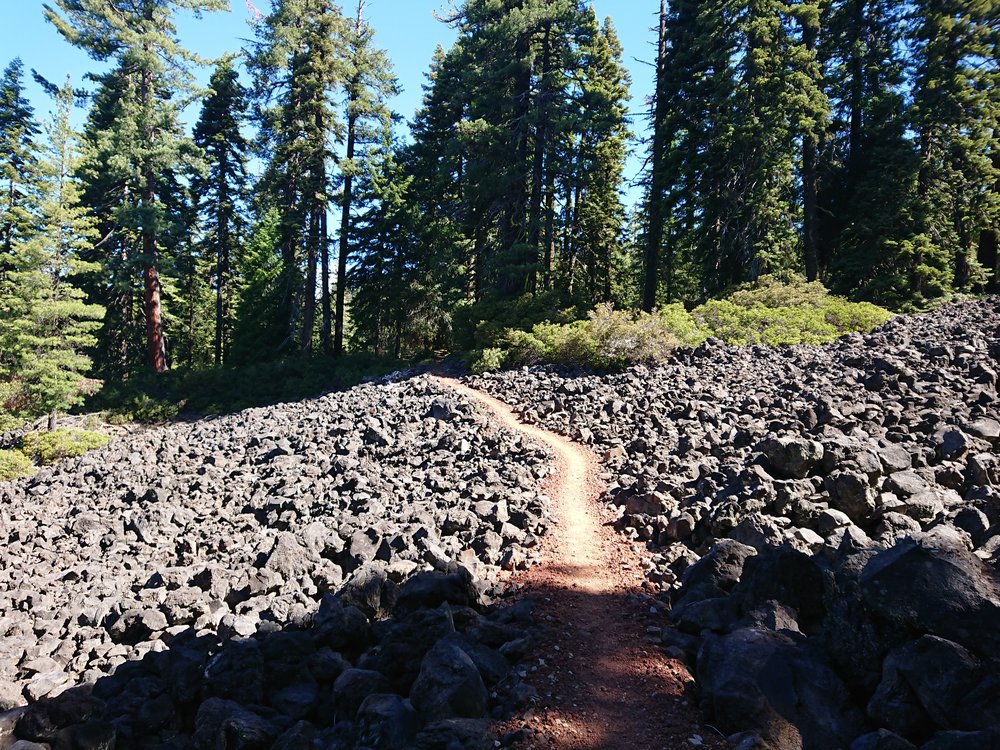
[476,275,894,372]
[0,449,35,482]
[105,393,180,425]
[692,276,894,346]
[452,291,577,351]
[469,347,507,375]
[505,304,703,370]
[20,428,110,465]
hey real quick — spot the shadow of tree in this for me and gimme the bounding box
[0,573,727,750]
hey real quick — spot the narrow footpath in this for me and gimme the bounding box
[432,377,727,750]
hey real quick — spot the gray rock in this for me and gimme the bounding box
[760,437,824,479]
[850,730,916,750]
[697,627,865,750]
[409,641,488,723]
[860,539,1000,659]
[826,470,877,523]
[920,730,1000,750]
[934,429,970,461]
[356,694,420,750]
[412,718,490,750]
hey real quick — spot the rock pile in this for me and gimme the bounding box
[0,377,550,735]
[472,298,1000,749]
[2,568,535,749]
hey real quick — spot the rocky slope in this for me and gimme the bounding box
[472,297,1000,750]
[0,378,552,748]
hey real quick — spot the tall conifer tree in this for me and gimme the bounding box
[333,0,398,356]
[45,0,228,373]
[193,57,249,365]
[0,77,103,427]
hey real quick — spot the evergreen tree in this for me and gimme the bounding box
[405,44,474,318]
[0,59,40,259]
[231,207,284,363]
[192,57,249,365]
[641,0,670,311]
[646,0,828,298]
[250,0,345,354]
[333,0,398,357]
[569,13,630,304]
[350,137,425,357]
[822,0,916,304]
[408,0,631,329]
[908,0,999,297]
[0,77,103,427]
[45,0,228,374]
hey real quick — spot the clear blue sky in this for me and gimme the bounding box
[0,1,659,197]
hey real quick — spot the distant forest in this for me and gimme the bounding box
[0,0,997,421]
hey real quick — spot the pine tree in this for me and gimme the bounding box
[250,0,345,354]
[74,67,143,376]
[350,136,425,357]
[571,13,630,304]
[231,207,284,363]
[406,44,474,315]
[909,0,999,297]
[0,77,103,427]
[822,0,917,304]
[45,0,228,374]
[333,0,398,357]
[642,0,669,311]
[646,0,828,298]
[192,57,249,365]
[0,59,40,260]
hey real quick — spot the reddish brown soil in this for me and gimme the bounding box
[432,377,729,750]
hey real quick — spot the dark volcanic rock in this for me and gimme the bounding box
[409,641,488,723]
[697,627,865,750]
[859,539,1000,658]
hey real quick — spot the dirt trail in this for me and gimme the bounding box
[432,376,726,750]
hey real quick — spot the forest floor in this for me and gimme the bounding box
[432,377,729,750]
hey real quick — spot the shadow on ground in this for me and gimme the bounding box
[0,572,727,750]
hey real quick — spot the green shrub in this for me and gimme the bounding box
[452,291,576,350]
[469,347,508,375]
[657,303,707,347]
[503,304,693,370]
[693,275,894,346]
[0,449,35,481]
[106,393,180,425]
[90,353,403,422]
[478,275,893,372]
[20,429,110,465]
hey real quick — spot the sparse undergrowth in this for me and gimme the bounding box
[20,428,110,465]
[0,448,36,482]
[471,276,895,373]
[90,353,406,424]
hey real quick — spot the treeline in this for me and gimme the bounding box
[643,0,999,308]
[0,0,997,424]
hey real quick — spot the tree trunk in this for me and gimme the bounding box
[527,22,552,290]
[141,61,166,374]
[543,166,556,291]
[334,109,357,357]
[302,205,318,353]
[802,18,820,282]
[497,33,533,298]
[321,203,331,352]
[642,0,669,312]
[334,1,365,358]
[214,174,229,366]
[847,0,865,186]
